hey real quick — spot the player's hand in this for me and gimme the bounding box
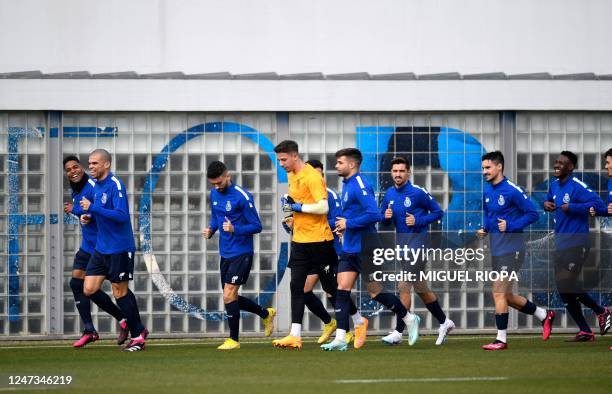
[80,214,92,225]
[281,194,301,213]
[384,203,393,219]
[608,203,612,215]
[561,203,569,213]
[202,226,212,239]
[589,207,596,217]
[281,216,293,234]
[543,201,556,211]
[63,202,73,214]
[334,217,347,234]
[497,218,507,232]
[80,197,91,211]
[406,213,415,226]
[222,217,234,233]
[476,228,487,239]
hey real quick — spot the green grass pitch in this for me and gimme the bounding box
[1,335,611,394]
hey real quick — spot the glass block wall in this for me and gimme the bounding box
[0,111,610,337]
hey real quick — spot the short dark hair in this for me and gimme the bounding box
[560,150,578,167]
[390,157,410,169]
[63,155,80,167]
[206,161,227,179]
[274,140,299,154]
[305,159,323,170]
[481,150,505,171]
[605,148,612,159]
[335,148,363,165]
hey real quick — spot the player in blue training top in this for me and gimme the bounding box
[477,151,555,350]
[63,155,128,348]
[79,149,148,352]
[283,159,362,345]
[202,161,276,350]
[544,150,610,342]
[590,148,612,218]
[379,157,453,346]
[589,148,612,345]
[321,148,416,351]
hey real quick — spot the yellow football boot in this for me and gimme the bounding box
[262,308,276,337]
[317,319,337,344]
[272,335,302,350]
[217,338,240,350]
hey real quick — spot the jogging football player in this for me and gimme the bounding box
[202,161,275,350]
[322,148,417,351]
[79,149,149,352]
[543,151,610,341]
[588,148,612,345]
[477,151,555,350]
[63,155,128,348]
[379,157,454,346]
[273,141,363,349]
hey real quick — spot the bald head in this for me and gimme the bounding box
[90,149,112,164]
[88,149,112,180]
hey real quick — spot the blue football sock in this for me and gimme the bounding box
[304,292,332,324]
[70,278,95,332]
[88,289,124,322]
[560,293,592,333]
[238,296,268,319]
[373,292,407,319]
[576,292,605,315]
[225,301,240,341]
[425,300,447,325]
[336,290,351,331]
[495,313,509,330]
[116,290,145,338]
[519,300,537,315]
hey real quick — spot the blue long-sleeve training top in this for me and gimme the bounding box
[210,183,262,258]
[340,173,382,254]
[483,177,539,256]
[327,188,342,255]
[594,179,612,217]
[380,181,443,250]
[70,177,98,255]
[546,176,607,249]
[88,172,136,254]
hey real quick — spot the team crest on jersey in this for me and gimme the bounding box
[485,198,490,203]
[343,193,348,202]
[225,200,232,211]
[404,196,412,208]
[563,193,570,204]
[497,194,505,206]
[101,193,107,204]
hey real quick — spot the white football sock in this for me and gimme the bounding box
[534,307,547,322]
[351,311,364,326]
[335,328,347,343]
[496,329,507,343]
[290,323,301,337]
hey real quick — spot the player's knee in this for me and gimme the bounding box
[83,285,96,297]
[223,288,238,303]
[111,284,128,299]
[492,292,507,302]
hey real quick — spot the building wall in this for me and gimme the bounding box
[1,0,611,75]
[1,111,610,337]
